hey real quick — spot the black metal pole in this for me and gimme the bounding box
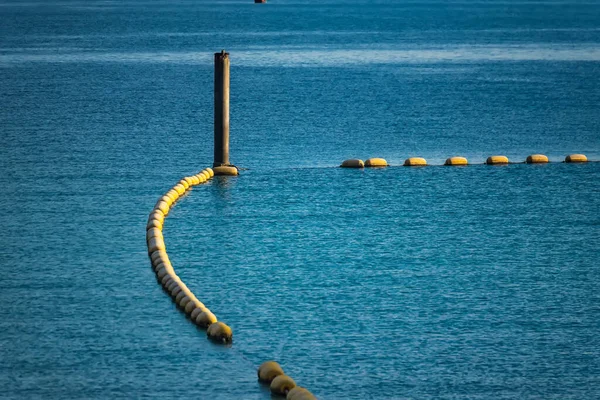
[214,50,230,168]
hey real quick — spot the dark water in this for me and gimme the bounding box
[1,0,599,399]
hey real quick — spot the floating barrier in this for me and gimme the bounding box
[341,159,365,168]
[146,167,233,347]
[365,158,388,167]
[343,154,595,167]
[445,156,468,166]
[486,155,509,165]
[404,157,427,166]
[526,154,549,163]
[565,154,588,163]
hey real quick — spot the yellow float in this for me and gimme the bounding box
[445,156,468,166]
[526,154,549,163]
[486,155,509,165]
[340,159,364,168]
[364,158,388,167]
[565,154,587,163]
[404,157,427,166]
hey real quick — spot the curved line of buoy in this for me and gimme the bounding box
[146,167,317,399]
[341,154,591,167]
[146,167,233,344]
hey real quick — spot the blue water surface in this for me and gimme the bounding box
[1,0,599,399]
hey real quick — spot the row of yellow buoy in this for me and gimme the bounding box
[341,154,589,167]
[146,167,233,344]
[257,361,316,399]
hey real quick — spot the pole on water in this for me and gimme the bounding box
[213,50,238,176]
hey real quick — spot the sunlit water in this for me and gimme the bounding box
[1,0,599,399]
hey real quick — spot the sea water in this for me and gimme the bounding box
[1,0,599,398]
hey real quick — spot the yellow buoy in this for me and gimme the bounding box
[147,210,164,224]
[207,321,232,343]
[154,261,172,272]
[565,154,587,163]
[171,285,182,297]
[163,192,177,203]
[152,258,171,271]
[146,227,162,241]
[365,158,388,167]
[167,281,179,293]
[146,219,163,230]
[195,310,217,328]
[486,155,509,165]
[154,201,170,215]
[341,159,365,168]
[162,279,175,291]
[146,233,163,245]
[173,184,186,195]
[526,154,549,163]
[147,237,165,253]
[161,275,173,286]
[169,278,183,291]
[196,174,207,183]
[404,157,427,166]
[158,195,173,206]
[258,361,284,383]
[445,156,468,166]
[153,257,171,271]
[213,165,239,176]
[178,179,190,190]
[200,171,211,180]
[156,267,171,280]
[166,190,179,201]
[287,387,316,400]
[174,290,187,302]
[190,176,200,185]
[150,250,166,263]
[157,266,173,279]
[183,177,194,186]
[177,281,191,294]
[270,375,296,396]
[190,306,207,321]
[205,168,215,178]
[152,258,170,271]
[170,286,182,299]
[178,296,191,308]
[154,264,165,275]
[184,300,198,315]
